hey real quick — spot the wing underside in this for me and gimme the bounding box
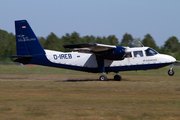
[64,43,116,52]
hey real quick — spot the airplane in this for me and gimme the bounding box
[8,20,177,81]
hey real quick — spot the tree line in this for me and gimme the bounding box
[0,29,180,61]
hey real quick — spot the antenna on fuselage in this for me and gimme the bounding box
[138,40,144,47]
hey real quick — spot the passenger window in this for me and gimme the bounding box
[125,52,132,58]
[133,51,143,57]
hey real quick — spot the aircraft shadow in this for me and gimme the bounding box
[62,79,100,82]
[55,79,128,82]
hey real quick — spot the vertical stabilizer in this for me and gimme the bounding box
[15,20,45,55]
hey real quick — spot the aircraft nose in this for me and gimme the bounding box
[168,55,176,63]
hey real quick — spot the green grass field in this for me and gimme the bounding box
[0,65,180,120]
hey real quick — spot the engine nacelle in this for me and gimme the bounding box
[97,46,126,60]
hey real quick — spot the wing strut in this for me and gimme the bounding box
[96,55,105,73]
[96,55,108,81]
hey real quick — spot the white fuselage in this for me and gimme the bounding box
[44,47,176,72]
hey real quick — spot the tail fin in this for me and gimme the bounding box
[15,20,45,55]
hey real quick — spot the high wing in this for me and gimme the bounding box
[64,43,126,60]
[63,43,116,52]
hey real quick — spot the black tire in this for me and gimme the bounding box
[168,69,174,76]
[99,75,108,81]
[114,75,121,81]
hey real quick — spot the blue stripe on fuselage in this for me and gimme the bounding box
[28,55,172,73]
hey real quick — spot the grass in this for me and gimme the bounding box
[1,64,180,76]
[0,65,180,120]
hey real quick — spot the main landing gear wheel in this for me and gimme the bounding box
[99,74,108,81]
[168,64,175,76]
[114,74,121,81]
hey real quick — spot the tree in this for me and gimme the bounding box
[62,32,81,46]
[3,33,16,59]
[107,35,119,45]
[142,34,159,51]
[62,33,71,46]
[96,36,104,44]
[173,51,180,60]
[163,36,180,53]
[70,32,81,44]
[44,32,64,51]
[2,28,180,61]
[38,37,46,48]
[161,36,180,59]
[120,33,133,46]
[102,36,110,45]
[132,38,142,47]
[0,30,16,61]
[82,35,96,43]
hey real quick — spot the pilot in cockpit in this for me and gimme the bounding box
[136,51,143,57]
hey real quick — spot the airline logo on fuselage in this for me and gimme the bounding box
[53,54,72,60]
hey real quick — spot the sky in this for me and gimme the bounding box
[0,0,180,47]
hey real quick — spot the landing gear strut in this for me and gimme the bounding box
[168,64,175,76]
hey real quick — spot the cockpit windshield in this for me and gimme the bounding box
[145,48,158,56]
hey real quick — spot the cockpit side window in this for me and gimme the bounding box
[145,48,158,56]
[133,51,143,57]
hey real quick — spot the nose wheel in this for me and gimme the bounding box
[168,64,175,76]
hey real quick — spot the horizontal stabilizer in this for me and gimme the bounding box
[13,57,33,64]
[6,55,33,64]
[5,55,33,58]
